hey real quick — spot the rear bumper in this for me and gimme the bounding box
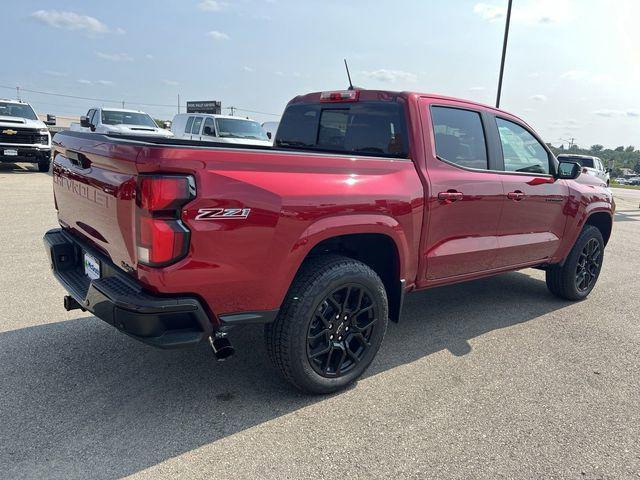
[43,228,213,348]
[0,146,50,163]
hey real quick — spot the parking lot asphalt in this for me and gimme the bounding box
[1,163,639,480]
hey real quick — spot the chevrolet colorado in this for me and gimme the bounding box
[44,89,614,393]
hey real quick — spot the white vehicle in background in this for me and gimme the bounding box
[70,108,173,137]
[556,154,610,186]
[171,114,272,146]
[0,98,53,172]
[261,121,280,142]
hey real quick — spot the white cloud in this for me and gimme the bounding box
[198,0,228,11]
[243,66,254,72]
[473,1,571,25]
[44,70,68,77]
[530,94,548,102]
[30,10,122,35]
[95,80,113,86]
[594,109,640,118]
[274,71,284,76]
[594,109,622,117]
[77,79,92,85]
[560,70,588,80]
[96,52,133,62]
[361,69,418,83]
[145,54,154,59]
[162,79,179,86]
[206,30,229,40]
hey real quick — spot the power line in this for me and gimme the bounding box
[0,83,281,116]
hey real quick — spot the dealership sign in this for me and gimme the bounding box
[186,101,222,114]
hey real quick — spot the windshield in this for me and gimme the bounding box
[101,110,157,128]
[215,118,268,140]
[0,102,38,120]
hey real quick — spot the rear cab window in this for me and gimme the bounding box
[275,96,409,158]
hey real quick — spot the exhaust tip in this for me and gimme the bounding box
[208,335,235,361]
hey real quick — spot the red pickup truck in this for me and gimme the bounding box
[45,89,614,393]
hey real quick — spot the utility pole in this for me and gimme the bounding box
[496,0,513,108]
[122,100,125,108]
[228,106,236,116]
[16,86,20,101]
[177,93,180,114]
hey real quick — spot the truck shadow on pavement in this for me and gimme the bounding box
[0,271,571,479]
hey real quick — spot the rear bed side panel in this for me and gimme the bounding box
[133,146,424,318]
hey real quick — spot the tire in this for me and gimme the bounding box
[37,160,50,173]
[546,225,604,301]
[265,255,388,394]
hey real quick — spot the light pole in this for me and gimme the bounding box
[496,0,513,108]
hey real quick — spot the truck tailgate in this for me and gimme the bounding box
[52,133,140,272]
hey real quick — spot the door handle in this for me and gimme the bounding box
[438,191,464,203]
[507,190,525,201]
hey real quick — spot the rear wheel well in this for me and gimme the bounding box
[305,234,403,322]
[585,212,612,245]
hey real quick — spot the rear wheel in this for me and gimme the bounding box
[546,225,604,300]
[265,255,388,394]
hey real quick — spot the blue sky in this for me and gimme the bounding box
[2,0,638,147]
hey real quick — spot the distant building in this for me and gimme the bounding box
[620,168,635,178]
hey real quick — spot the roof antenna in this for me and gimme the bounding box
[344,59,354,90]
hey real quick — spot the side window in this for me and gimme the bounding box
[185,116,194,134]
[90,110,99,125]
[191,116,203,134]
[203,117,215,136]
[430,106,488,169]
[496,118,550,175]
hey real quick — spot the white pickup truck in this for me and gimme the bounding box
[0,99,53,172]
[70,107,173,137]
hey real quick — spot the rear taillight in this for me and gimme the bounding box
[320,90,360,102]
[136,175,195,267]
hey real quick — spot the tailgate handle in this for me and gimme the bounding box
[66,150,91,169]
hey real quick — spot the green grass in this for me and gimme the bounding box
[610,182,640,190]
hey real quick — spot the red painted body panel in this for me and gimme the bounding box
[51,90,614,327]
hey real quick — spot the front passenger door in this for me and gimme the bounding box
[493,117,568,267]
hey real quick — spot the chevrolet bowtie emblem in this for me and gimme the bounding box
[2,129,17,135]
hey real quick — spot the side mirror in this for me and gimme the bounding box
[266,132,272,140]
[45,114,56,126]
[606,168,612,173]
[163,121,171,129]
[203,125,214,136]
[80,116,92,129]
[557,160,581,180]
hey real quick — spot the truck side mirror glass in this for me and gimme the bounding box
[266,132,272,140]
[45,114,56,126]
[557,160,581,180]
[80,116,91,128]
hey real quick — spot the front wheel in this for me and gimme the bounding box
[265,255,388,394]
[546,225,604,300]
[37,160,50,172]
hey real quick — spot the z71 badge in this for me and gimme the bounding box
[195,208,251,220]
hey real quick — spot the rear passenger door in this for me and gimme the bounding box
[491,116,568,267]
[419,101,504,282]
